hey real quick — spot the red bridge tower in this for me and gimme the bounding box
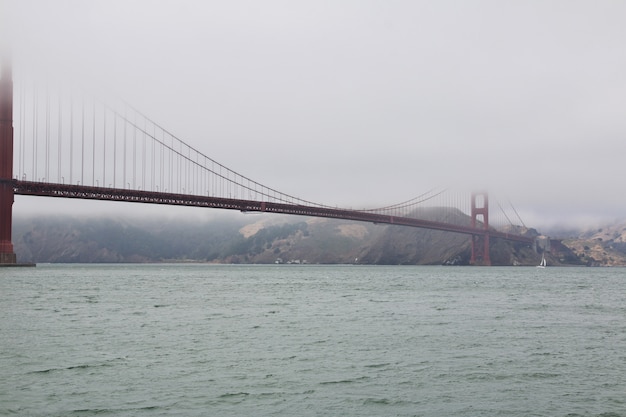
[0,60,16,264]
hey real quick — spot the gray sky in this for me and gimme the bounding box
[3,0,626,228]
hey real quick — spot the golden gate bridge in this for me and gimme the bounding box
[0,60,535,266]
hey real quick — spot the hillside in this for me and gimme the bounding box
[560,222,626,266]
[13,214,376,264]
[12,211,617,266]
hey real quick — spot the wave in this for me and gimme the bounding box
[69,405,160,415]
[319,376,370,385]
[30,357,128,374]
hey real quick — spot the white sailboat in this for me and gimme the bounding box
[537,253,547,268]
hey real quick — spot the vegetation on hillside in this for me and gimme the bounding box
[13,212,625,266]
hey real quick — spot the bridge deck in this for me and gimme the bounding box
[8,180,534,244]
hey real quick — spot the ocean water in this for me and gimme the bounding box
[1,264,625,417]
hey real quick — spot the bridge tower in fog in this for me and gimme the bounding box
[0,60,16,264]
[470,192,490,266]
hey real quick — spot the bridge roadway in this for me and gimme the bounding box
[8,180,534,244]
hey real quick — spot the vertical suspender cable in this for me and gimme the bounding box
[44,88,48,181]
[160,130,164,191]
[186,144,189,193]
[123,104,127,188]
[103,107,106,187]
[113,111,117,188]
[133,111,137,188]
[16,81,20,179]
[92,100,96,185]
[81,96,85,185]
[19,82,25,179]
[32,88,37,181]
[169,133,173,192]
[142,117,146,190]
[152,125,156,191]
[184,142,188,193]
[58,93,62,183]
[70,93,73,184]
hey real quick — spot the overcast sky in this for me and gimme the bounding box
[2,0,626,228]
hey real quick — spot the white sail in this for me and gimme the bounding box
[537,253,546,268]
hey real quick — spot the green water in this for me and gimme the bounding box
[1,264,625,416]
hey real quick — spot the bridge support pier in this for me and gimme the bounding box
[470,192,490,266]
[0,59,16,264]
